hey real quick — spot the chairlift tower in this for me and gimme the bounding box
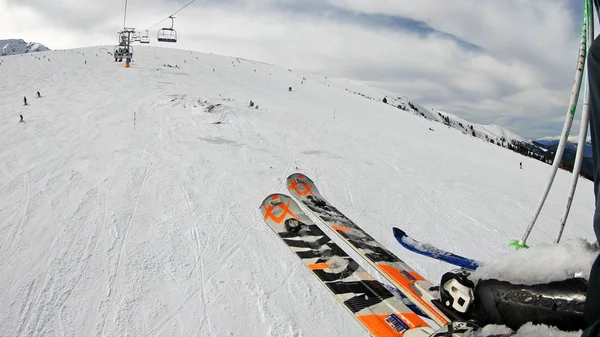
[114,28,135,66]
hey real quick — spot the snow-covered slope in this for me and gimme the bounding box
[0,46,596,336]
[434,110,526,143]
[1,39,50,56]
[320,80,528,148]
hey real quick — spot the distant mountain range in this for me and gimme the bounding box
[1,39,50,56]
[534,136,593,158]
[531,137,593,180]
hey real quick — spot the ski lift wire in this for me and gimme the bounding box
[147,0,197,30]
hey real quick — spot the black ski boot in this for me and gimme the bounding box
[469,277,588,331]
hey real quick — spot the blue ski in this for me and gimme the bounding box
[392,228,481,271]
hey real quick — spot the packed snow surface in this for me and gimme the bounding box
[0,46,597,336]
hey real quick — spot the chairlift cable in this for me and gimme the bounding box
[146,0,197,30]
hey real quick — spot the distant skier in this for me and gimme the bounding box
[23,96,27,106]
[520,162,522,169]
[36,91,41,98]
[19,114,24,123]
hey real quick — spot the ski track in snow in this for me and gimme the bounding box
[0,46,596,336]
[99,105,164,336]
[0,173,27,262]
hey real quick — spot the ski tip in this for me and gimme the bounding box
[286,172,301,180]
[259,193,289,208]
[392,227,406,238]
[286,172,312,183]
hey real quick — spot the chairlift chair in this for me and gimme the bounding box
[157,16,177,43]
[140,30,150,44]
[113,45,133,62]
[118,32,128,46]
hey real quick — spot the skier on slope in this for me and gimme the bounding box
[431,20,600,337]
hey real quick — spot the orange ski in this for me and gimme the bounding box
[260,193,434,337]
[287,174,451,326]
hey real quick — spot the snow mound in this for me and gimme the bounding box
[475,322,582,337]
[512,322,582,337]
[470,238,598,285]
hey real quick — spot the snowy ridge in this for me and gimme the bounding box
[433,109,528,145]
[538,135,592,143]
[1,39,50,56]
[311,77,529,148]
[0,45,596,336]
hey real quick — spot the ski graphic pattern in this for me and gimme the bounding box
[260,193,434,337]
[286,174,451,326]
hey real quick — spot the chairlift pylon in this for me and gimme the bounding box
[114,29,134,63]
[157,16,177,43]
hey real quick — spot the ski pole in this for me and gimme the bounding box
[510,0,590,249]
[556,0,594,244]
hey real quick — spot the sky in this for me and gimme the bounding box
[0,0,589,139]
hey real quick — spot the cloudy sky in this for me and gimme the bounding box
[0,0,589,139]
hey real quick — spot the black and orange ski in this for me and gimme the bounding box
[260,194,434,337]
[286,173,451,327]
